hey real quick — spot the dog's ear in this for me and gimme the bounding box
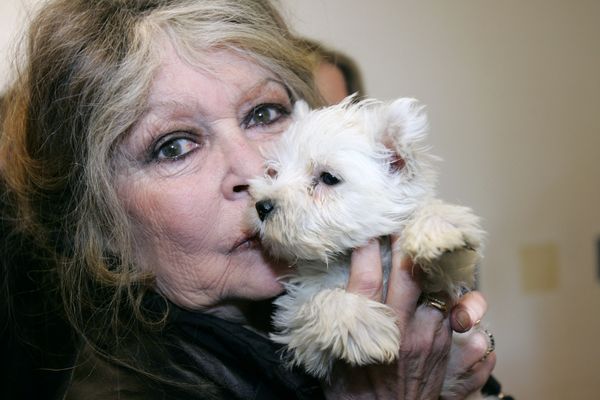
[382,98,429,173]
[292,100,311,119]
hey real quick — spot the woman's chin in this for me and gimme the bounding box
[228,250,286,296]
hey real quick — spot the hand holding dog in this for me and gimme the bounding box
[324,238,495,400]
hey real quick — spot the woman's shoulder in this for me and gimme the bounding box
[162,303,325,400]
[64,304,325,400]
[1,181,80,400]
[66,343,223,400]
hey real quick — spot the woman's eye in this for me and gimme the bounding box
[244,104,289,128]
[154,137,199,161]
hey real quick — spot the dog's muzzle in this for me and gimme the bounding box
[255,199,276,221]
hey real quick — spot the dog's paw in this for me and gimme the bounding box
[272,288,400,378]
[402,200,482,261]
[328,290,400,367]
[401,200,483,294]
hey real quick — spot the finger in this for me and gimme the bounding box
[451,291,487,333]
[404,313,452,399]
[442,353,496,400]
[449,328,492,373]
[468,352,497,392]
[412,305,453,353]
[385,235,422,326]
[347,239,383,301]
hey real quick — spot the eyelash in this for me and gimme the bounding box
[242,103,290,129]
[149,131,201,163]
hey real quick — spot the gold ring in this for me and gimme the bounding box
[421,295,448,313]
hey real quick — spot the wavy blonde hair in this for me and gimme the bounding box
[1,0,320,373]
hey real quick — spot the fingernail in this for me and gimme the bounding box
[455,309,471,332]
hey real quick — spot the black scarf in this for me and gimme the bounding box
[155,300,325,400]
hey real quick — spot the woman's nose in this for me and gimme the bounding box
[221,133,264,200]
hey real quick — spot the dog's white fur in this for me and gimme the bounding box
[248,96,485,381]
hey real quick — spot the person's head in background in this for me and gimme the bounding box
[296,37,365,105]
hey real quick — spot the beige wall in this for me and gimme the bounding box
[0,0,38,90]
[2,1,599,399]
[283,1,600,399]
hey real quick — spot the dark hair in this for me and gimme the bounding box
[296,37,366,99]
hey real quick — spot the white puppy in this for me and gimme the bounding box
[248,96,484,380]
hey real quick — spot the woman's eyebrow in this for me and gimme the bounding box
[246,77,289,95]
[236,78,292,107]
[150,77,286,106]
[142,98,198,118]
[137,78,292,126]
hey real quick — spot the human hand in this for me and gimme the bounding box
[323,237,494,400]
[442,292,496,400]
[323,237,451,399]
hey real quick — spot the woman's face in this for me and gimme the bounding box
[116,46,292,311]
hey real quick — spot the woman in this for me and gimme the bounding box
[0,0,495,399]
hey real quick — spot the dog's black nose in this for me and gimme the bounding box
[256,199,275,221]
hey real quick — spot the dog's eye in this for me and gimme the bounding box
[320,172,341,186]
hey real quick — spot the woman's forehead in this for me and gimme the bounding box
[147,46,282,103]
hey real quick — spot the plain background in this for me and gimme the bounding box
[2,1,600,399]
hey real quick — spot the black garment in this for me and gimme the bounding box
[161,304,325,400]
[0,187,79,400]
[66,299,325,400]
[481,375,515,400]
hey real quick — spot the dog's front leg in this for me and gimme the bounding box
[400,199,484,297]
[272,287,400,379]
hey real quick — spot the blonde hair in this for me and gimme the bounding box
[1,0,320,379]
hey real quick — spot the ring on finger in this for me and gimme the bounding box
[420,294,448,313]
[480,328,495,361]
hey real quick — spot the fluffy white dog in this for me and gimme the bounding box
[248,96,484,380]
